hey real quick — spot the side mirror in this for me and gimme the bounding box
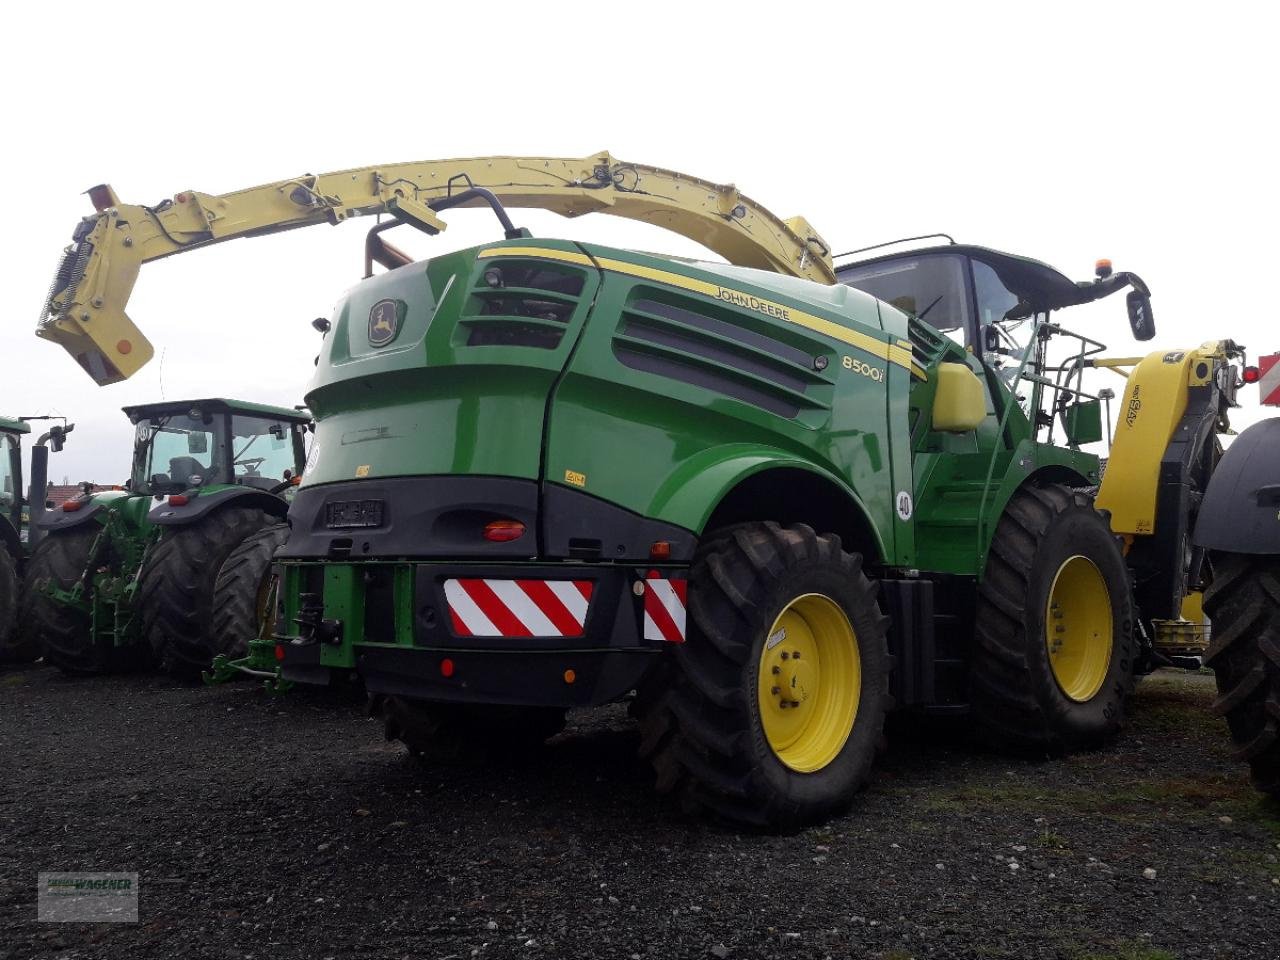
[1127,290,1155,341]
[982,324,1000,353]
[187,432,208,455]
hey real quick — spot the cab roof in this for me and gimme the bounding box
[837,244,1106,314]
[0,416,30,435]
[121,398,309,423]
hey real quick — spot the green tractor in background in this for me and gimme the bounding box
[2,415,73,663]
[22,398,309,677]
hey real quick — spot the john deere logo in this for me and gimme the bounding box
[368,300,401,347]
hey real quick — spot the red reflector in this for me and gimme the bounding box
[62,499,83,512]
[168,494,189,506]
[1243,366,1261,383]
[649,540,672,560]
[116,339,133,355]
[440,658,455,678]
[483,519,525,543]
[290,475,302,486]
[274,644,285,661]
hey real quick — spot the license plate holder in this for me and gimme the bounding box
[324,499,385,528]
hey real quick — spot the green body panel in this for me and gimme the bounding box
[300,238,1100,580]
[543,243,904,560]
[304,241,599,485]
[0,419,30,435]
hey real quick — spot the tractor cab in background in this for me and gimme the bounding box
[125,399,310,499]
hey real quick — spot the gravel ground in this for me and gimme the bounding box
[1,665,1277,960]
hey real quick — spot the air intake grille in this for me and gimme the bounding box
[460,261,586,349]
[613,297,832,419]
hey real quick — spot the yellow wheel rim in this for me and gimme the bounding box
[1045,555,1113,702]
[757,593,860,773]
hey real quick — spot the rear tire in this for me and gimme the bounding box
[138,507,274,678]
[971,484,1135,752]
[1202,554,1280,799]
[0,546,35,663]
[211,523,290,660]
[374,696,567,763]
[19,528,107,674]
[633,522,891,831]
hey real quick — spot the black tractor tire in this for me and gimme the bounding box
[19,528,108,674]
[374,696,567,764]
[138,507,276,679]
[211,523,290,661]
[0,545,35,663]
[971,484,1136,753]
[1202,554,1280,799]
[633,522,891,832]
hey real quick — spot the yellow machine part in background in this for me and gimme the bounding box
[1095,342,1229,536]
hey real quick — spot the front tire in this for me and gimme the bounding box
[1202,554,1280,799]
[634,522,891,831]
[971,485,1135,752]
[138,507,275,678]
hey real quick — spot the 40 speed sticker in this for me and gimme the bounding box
[842,356,885,382]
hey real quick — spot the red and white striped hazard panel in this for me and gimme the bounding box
[1258,353,1280,407]
[643,572,688,644]
[444,578,593,638]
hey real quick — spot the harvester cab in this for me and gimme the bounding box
[24,398,310,677]
[837,241,1249,671]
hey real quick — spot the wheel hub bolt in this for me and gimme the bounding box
[792,651,800,659]
[771,686,781,695]
[780,651,789,660]
[772,665,781,675]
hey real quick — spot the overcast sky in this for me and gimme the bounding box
[1,1,1274,484]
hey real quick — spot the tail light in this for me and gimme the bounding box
[62,499,84,512]
[483,519,526,543]
[1243,366,1261,384]
[168,494,190,506]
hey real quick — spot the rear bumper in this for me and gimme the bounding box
[275,560,688,708]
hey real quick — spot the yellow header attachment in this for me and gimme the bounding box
[1095,341,1233,536]
[37,152,835,385]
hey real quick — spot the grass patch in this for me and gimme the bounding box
[1071,941,1177,960]
[920,775,1278,838]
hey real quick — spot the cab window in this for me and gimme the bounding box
[974,260,1035,389]
[839,255,971,346]
[229,416,297,486]
[144,416,217,487]
[0,434,17,510]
